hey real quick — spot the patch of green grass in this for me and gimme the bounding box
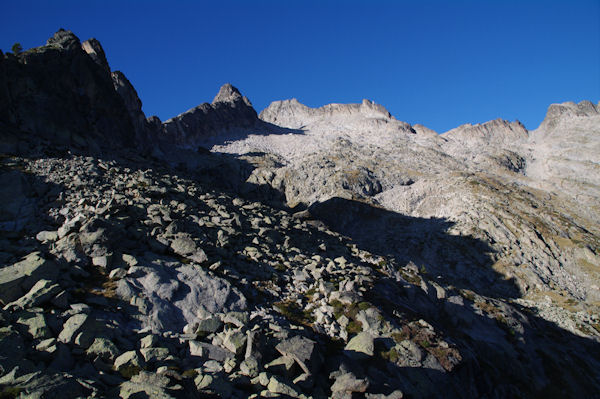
[346,320,363,334]
[330,299,344,320]
[399,270,421,285]
[380,347,399,363]
[274,263,286,272]
[305,287,317,298]
[118,365,141,379]
[460,290,476,302]
[182,369,199,378]
[391,330,408,344]
[274,300,314,327]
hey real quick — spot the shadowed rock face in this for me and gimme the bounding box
[161,83,259,148]
[81,38,110,72]
[0,29,136,150]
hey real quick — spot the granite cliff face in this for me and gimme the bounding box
[0,30,136,151]
[161,83,259,148]
[0,30,599,398]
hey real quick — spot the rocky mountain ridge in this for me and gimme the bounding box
[0,29,599,398]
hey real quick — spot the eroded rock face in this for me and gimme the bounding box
[161,83,259,148]
[82,38,110,72]
[526,100,600,213]
[0,29,136,150]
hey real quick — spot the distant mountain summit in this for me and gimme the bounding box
[162,83,259,148]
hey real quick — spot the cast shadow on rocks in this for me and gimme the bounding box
[3,135,600,397]
[307,197,519,299]
[277,198,600,397]
[190,120,306,149]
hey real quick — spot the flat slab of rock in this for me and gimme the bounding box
[4,279,61,310]
[275,335,320,374]
[0,253,58,303]
[116,262,246,333]
[189,341,233,362]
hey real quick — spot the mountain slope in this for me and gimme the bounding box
[0,30,599,398]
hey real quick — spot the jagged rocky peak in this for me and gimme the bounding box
[45,28,81,51]
[161,83,259,147]
[538,100,600,131]
[0,29,138,150]
[81,38,110,71]
[441,118,528,145]
[259,97,398,130]
[212,82,253,108]
[359,98,392,119]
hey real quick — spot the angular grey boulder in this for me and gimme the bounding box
[0,252,59,304]
[4,279,61,310]
[117,263,246,332]
[86,337,120,361]
[344,332,375,359]
[331,372,370,393]
[58,313,89,344]
[275,335,320,375]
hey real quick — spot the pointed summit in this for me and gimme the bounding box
[212,83,243,104]
[162,84,258,146]
[46,29,81,51]
[82,38,110,71]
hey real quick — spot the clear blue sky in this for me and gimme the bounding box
[2,0,599,132]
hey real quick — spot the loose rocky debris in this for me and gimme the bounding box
[0,141,598,398]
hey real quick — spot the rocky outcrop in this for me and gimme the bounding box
[81,38,110,72]
[0,29,136,150]
[439,118,529,172]
[526,100,600,218]
[441,118,528,147]
[161,83,259,148]
[537,100,599,132]
[259,98,410,133]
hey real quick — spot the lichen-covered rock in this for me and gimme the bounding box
[0,253,58,304]
[114,350,145,378]
[344,332,375,359]
[86,337,120,361]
